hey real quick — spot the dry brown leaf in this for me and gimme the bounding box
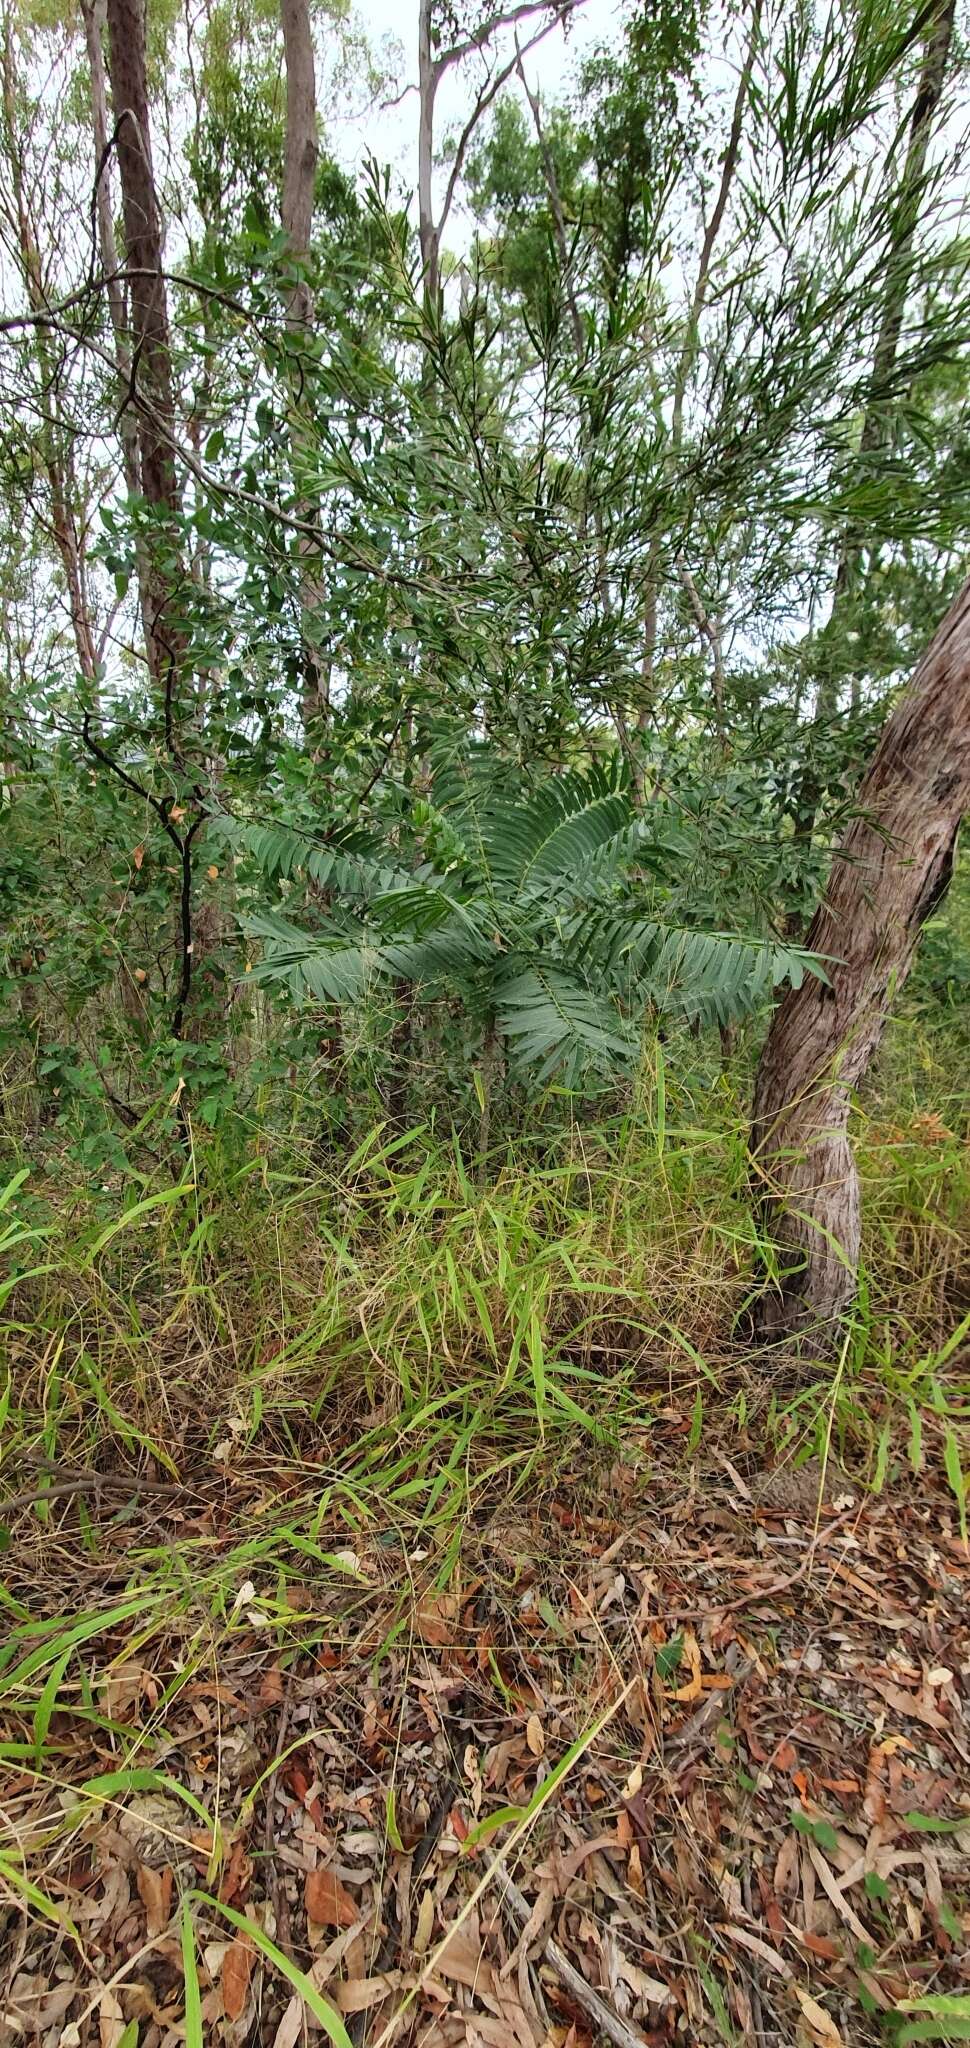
[272,1994,304,2048]
[306,1866,358,1928]
[136,1861,173,1935]
[258,1665,284,1708]
[794,1986,845,2046]
[525,1712,545,1758]
[222,1934,254,2021]
[306,1917,371,1990]
[413,1888,435,1956]
[672,1627,703,1703]
[433,1923,495,1996]
[334,1974,399,2013]
[415,1592,458,1646]
[611,1951,671,2004]
[806,1841,871,1944]
[723,1924,793,1980]
[867,1678,947,1731]
[99,1989,126,2048]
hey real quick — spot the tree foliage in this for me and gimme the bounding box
[0,0,966,1161]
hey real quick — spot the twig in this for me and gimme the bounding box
[497,1863,649,2048]
[662,1503,860,1622]
[1,1471,183,1515]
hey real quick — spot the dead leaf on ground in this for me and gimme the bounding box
[413,1888,435,1955]
[525,1712,545,1757]
[99,1989,126,2048]
[272,1995,304,2048]
[415,1591,459,1646]
[136,1860,173,1935]
[306,1865,359,1928]
[794,1985,845,2046]
[222,1934,254,2021]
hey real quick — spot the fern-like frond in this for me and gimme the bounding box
[480,760,634,895]
[631,925,822,1026]
[496,966,638,1086]
[244,912,378,1003]
[211,818,408,900]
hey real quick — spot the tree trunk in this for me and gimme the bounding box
[103,0,201,1051]
[279,0,330,735]
[103,0,186,707]
[1,21,98,688]
[417,0,438,301]
[751,575,970,1340]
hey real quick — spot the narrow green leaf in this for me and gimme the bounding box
[189,1893,354,2046]
[180,1898,203,2048]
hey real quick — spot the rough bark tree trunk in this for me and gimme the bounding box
[103,0,201,1047]
[78,0,158,701]
[103,0,186,706]
[417,0,438,301]
[752,575,970,1340]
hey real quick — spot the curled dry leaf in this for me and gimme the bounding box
[525,1712,545,1758]
[222,1934,254,2021]
[272,1994,304,2048]
[99,1989,126,2048]
[413,1888,435,1955]
[305,1865,358,1928]
[415,1591,458,1646]
[136,1860,173,1935]
[794,1986,845,2046]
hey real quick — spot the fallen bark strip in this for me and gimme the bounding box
[497,1863,650,2048]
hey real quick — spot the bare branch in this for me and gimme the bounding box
[434,0,576,81]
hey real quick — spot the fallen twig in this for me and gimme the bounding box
[497,1863,650,2048]
[0,1469,184,1514]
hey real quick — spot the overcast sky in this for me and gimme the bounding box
[329,0,621,239]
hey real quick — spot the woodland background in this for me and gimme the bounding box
[0,0,969,2039]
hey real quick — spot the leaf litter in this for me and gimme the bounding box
[1,1432,968,2047]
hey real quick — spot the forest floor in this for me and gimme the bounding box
[1,1419,968,2048]
[2,1029,969,2045]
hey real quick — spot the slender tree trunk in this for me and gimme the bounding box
[1,23,98,688]
[796,0,955,872]
[752,576,970,1340]
[103,0,200,1048]
[417,0,439,301]
[81,0,142,499]
[279,0,330,735]
[103,0,186,704]
[825,0,955,694]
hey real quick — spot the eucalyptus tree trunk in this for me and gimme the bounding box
[104,0,185,703]
[280,0,330,735]
[103,0,201,1045]
[416,0,438,301]
[1,22,97,690]
[752,577,970,1339]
